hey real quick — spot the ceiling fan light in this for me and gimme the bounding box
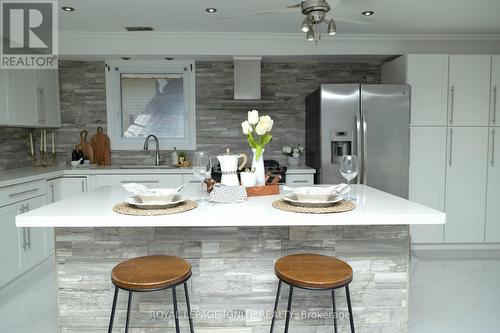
[301,17,310,32]
[306,29,315,41]
[328,19,336,35]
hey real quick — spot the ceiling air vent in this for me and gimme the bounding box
[124,26,154,32]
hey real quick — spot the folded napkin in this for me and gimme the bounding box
[283,184,351,195]
[122,183,155,195]
[209,184,247,204]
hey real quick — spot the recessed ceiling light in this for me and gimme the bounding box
[121,57,130,60]
[206,8,217,13]
[61,6,74,12]
[362,10,374,16]
[165,57,175,60]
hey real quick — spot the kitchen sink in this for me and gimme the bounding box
[119,165,178,169]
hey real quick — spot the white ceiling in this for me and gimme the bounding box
[59,0,500,34]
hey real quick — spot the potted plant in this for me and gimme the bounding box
[241,110,274,185]
[282,144,305,166]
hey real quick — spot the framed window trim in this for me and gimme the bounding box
[105,59,196,150]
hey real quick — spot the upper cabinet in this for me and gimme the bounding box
[491,55,500,126]
[0,68,61,128]
[0,69,9,124]
[407,54,449,126]
[448,55,491,126]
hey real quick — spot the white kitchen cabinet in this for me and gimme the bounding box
[285,174,314,186]
[49,177,87,202]
[491,55,500,126]
[407,54,449,126]
[34,69,61,128]
[448,55,492,126]
[0,194,48,287]
[381,54,449,126]
[7,69,61,128]
[90,174,183,190]
[0,69,10,124]
[409,127,447,243]
[485,128,500,242]
[0,202,24,286]
[19,196,48,271]
[445,127,489,243]
[182,174,204,196]
[9,69,37,127]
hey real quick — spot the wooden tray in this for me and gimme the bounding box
[246,184,280,197]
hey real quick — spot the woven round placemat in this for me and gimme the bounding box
[113,200,198,216]
[272,199,355,214]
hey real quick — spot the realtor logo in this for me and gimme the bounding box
[1,0,58,69]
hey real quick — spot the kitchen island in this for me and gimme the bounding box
[16,185,445,333]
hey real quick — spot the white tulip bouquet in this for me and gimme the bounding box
[241,110,273,160]
[282,144,305,158]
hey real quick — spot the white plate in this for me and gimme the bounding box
[283,194,343,208]
[126,194,186,209]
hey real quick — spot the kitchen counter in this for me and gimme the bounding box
[0,165,315,188]
[16,185,444,227]
[12,184,440,333]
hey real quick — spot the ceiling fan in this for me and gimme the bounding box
[218,0,374,44]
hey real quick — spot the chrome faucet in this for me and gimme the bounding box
[143,134,161,166]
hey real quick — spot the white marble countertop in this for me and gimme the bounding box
[16,185,445,227]
[0,165,315,188]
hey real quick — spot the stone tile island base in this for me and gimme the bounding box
[55,225,409,333]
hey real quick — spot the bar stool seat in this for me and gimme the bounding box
[270,253,356,333]
[108,255,194,333]
[275,253,353,290]
[112,255,192,291]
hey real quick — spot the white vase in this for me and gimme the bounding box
[287,156,300,166]
[251,148,266,186]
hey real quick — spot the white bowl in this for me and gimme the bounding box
[138,188,178,204]
[70,161,81,167]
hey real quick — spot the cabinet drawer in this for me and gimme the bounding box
[0,180,47,207]
[285,174,314,186]
[90,174,183,190]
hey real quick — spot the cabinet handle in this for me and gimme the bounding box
[449,86,455,124]
[27,227,31,249]
[492,129,496,167]
[448,128,453,166]
[36,87,46,123]
[493,86,497,124]
[188,180,199,184]
[9,188,39,198]
[292,180,309,183]
[21,228,28,251]
[81,179,85,192]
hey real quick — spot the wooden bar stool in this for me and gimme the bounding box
[108,255,194,333]
[270,254,355,333]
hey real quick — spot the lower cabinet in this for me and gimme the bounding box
[409,127,447,243]
[90,174,183,189]
[444,127,489,243]
[0,195,48,287]
[285,173,314,186]
[485,128,500,242]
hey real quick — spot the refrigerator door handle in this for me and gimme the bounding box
[362,115,368,184]
[355,114,362,184]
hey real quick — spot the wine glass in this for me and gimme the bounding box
[192,152,212,203]
[340,155,359,201]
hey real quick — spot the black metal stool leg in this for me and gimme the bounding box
[125,291,132,333]
[107,286,119,333]
[284,285,294,333]
[332,289,338,333]
[184,282,195,333]
[345,285,355,333]
[172,286,180,333]
[269,280,282,333]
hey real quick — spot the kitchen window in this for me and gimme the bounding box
[105,60,196,150]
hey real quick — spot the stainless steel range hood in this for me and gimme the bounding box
[233,56,262,100]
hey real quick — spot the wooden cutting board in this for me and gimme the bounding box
[75,130,94,164]
[90,127,111,165]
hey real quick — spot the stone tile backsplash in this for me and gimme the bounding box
[0,60,381,170]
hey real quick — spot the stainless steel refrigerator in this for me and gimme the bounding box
[305,84,410,198]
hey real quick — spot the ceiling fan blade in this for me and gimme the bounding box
[218,9,297,20]
[287,3,302,8]
[332,4,374,25]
